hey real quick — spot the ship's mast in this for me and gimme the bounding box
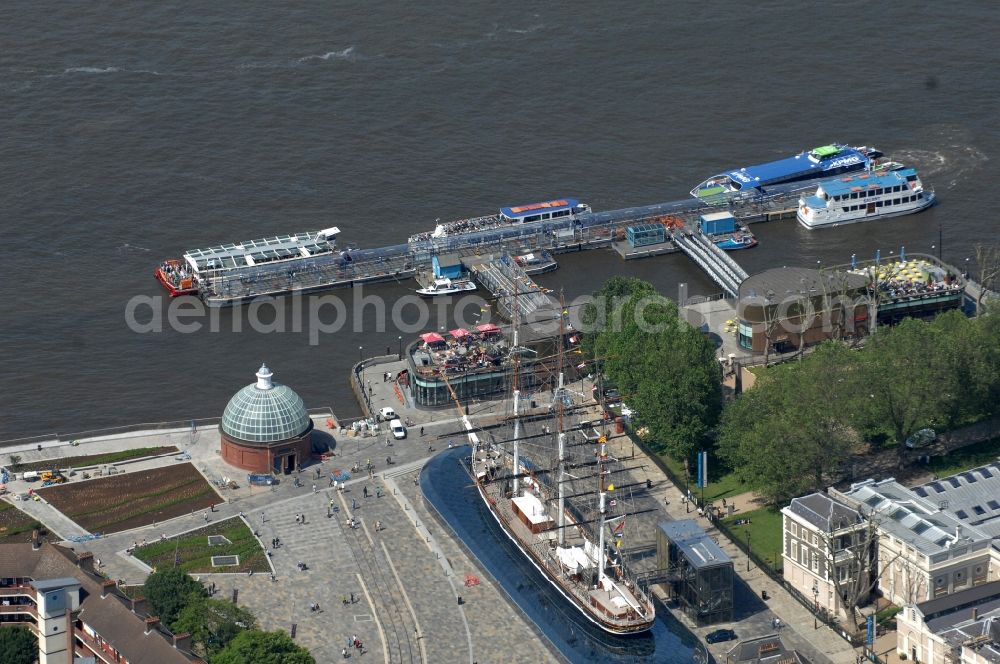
[556,292,567,545]
[511,278,521,497]
[597,433,608,588]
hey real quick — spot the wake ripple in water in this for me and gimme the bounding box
[64,66,120,74]
[894,146,988,191]
[298,46,358,62]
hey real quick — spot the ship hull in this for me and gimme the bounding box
[473,478,653,635]
[154,264,198,297]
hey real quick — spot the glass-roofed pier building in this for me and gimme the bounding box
[656,519,734,625]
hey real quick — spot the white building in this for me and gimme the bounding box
[895,580,1000,663]
[782,492,870,619]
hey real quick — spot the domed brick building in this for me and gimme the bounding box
[219,364,313,474]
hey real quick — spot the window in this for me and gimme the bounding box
[791,541,798,562]
[812,551,819,572]
[790,522,798,537]
[838,566,848,582]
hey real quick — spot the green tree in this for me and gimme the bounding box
[857,317,952,460]
[0,625,37,664]
[211,630,315,664]
[717,343,859,504]
[173,596,257,657]
[592,286,722,460]
[143,566,207,628]
[579,276,658,358]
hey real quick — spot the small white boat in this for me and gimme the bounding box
[416,278,478,297]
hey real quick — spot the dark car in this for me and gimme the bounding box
[705,628,736,644]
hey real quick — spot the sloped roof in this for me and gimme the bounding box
[785,493,861,533]
[0,542,200,664]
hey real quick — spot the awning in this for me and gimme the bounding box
[476,323,500,334]
[449,328,470,339]
[420,332,445,344]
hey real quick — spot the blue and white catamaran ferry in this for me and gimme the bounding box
[797,167,934,229]
[690,144,883,201]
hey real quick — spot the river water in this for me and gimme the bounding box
[1,1,996,440]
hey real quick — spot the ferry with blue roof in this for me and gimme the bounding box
[797,168,934,229]
[690,144,883,201]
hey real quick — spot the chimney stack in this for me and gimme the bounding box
[32,529,41,550]
[131,597,147,614]
[144,616,159,634]
[956,525,963,540]
[76,551,94,573]
[100,580,116,598]
[172,632,192,650]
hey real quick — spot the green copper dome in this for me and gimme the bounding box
[221,364,311,443]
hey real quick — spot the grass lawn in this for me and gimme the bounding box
[722,506,784,574]
[14,446,179,473]
[926,437,1000,477]
[133,517,269,574]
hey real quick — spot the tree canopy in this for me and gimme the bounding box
[211,629,315,664]
[717,310,1000,504]
[0,626,36,664]
[144,566,207,628]
[586,278,722,461]
[173,597,257,658]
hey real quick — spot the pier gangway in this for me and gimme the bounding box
[466,254,555,321]
[671,233,748,297]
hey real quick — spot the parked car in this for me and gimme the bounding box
[379,407,397,421]
[904,428,937,449]
[390,419,407,440]
[705,628,737,644]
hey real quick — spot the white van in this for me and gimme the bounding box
[22,471,40,482]
[379,407,397,421]
[390,419,407,440]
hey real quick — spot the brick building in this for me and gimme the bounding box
[219,364,314,474]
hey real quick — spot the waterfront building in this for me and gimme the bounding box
[405,324,570,407]
[0,539,202,663]
[219,364,314,474]
[736,256,967,355]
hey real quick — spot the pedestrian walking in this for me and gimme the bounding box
[349,592,355,604]
[312,483,318,493]
[203,511,209,523]
[363,486,368,498]
[342,647,348,659]
[295,514,301,524]
[261,512,266,524]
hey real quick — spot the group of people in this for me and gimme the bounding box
[343,634,365,658]
[408,213,507,244]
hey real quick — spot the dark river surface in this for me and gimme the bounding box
[1,1,996,440]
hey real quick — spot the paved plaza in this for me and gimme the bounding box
[1,363,864,663]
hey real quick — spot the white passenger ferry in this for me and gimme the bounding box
[797,168,934,229]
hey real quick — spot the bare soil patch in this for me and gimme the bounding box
[37,463,220,534]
